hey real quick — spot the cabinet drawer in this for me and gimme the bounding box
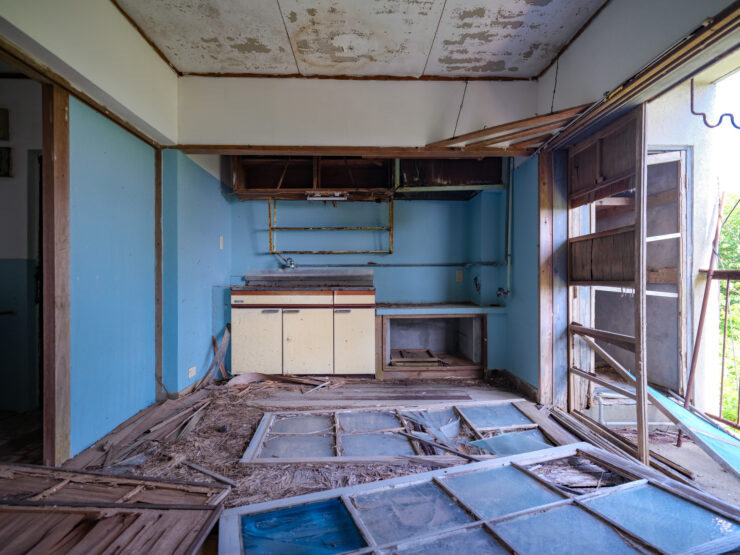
[334,290,375,306]
[231,308,282,375]
[334,308,376,374]
[283,308,334,375]
[232,291,333,307]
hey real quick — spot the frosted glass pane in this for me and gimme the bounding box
[341,433,415,456]
[353,482,472,544]
[271,415,333,434]
[241,498,365,554]
[381,527,508,555]
[338,412,400,432]
[441,465,562,519]
[493,504,638,553]
[471,429,552,456]
[261,435,334,458]
[583,484,740,552]
[458,404,531,429]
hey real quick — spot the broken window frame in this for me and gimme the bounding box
[222,442,740,554]
[240,400,574,464]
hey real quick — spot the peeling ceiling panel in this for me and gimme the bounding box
[116,0,298,74]
[279,0,445,77]
[114,0,605,78]
[425,0,603,77]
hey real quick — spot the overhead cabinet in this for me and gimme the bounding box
[230,289,375,375]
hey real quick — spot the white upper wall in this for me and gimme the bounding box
[0,0,178,144]
[177,77,537,146]
[0,0,733,146]
[536,0,735,113]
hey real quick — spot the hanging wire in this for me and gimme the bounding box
[691,78,740,130]
[550,59,560,113]
[452,80,468,138]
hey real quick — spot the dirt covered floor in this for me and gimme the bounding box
[90,380,482,508]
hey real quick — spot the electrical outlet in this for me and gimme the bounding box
[456,269,463,283]
[188,366,196,379]
[219,235,223,250]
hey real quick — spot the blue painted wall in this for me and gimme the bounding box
[230,197,506,304]
[69,98,155,455]
[162,152,232,393]
[506,156,541,388]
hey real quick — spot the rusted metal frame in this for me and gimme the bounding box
[268,199,394,255]
[720,278,731,422]
[679,194,726,445]
[704,269,740,280]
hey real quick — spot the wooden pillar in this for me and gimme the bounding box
[538,152,554,406]
[42,84,71,465]
[633,104,649,464]
[155,149,165,401]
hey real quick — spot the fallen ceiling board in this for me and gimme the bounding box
[425,0,605,77]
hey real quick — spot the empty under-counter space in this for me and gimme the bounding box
[375,304,504,379]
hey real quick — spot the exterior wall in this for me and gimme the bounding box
[0,78,41,412]
[507,156,540,388]
[647,79,739,413]
[0,0,178,143]
[178,77,537,146]
[537,0,734,112]
[162,151,232,393]
[69,98,156,455]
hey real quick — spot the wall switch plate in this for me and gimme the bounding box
[219,235,223,250]
[188,366,196,379]
[456,269,463,283]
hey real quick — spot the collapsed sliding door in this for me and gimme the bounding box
[566,106,651,463]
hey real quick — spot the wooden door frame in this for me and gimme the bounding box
[42,84,71,466]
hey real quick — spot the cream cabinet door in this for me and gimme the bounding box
[283,308,333,374]
[231,308,282,375]
[334,308,375,374]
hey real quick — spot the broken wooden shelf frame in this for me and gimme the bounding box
[425,103,591,150]
[239,400,575,464]
[572,332,740,480]
[220,442,740,555]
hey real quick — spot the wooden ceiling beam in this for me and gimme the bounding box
[175,145,533,158]
[425,103,591,148]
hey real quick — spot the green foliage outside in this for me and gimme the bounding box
[718,193,740,422]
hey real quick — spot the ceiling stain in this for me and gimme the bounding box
[116,0,603,77]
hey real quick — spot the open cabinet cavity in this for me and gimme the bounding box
[381,315,485,379]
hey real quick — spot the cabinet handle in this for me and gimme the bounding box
[261,309,279,314]
[334,309,352,313]
[284,309,300,314]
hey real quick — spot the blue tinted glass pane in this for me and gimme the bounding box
[383,527,508,555]
[493,504,638,554]
[471,429,551,456]
[341,433,415,456]
[338,412,400,432]
[353,482,472,544]
[441,465,562,519]
[583,484,740,552]
[458,404,532,429]
[241,498,366,555]
[261,435,334,458]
